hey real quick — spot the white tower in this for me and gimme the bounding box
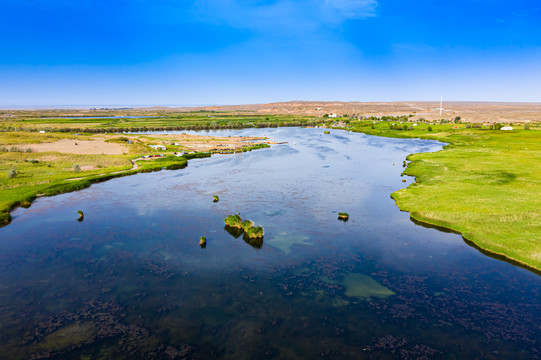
[439,97,443,116]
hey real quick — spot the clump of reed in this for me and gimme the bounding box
[244,225,264,239]
[242,219,254,231]
[338,212,349,221]
[224,214,264,239]
[224,214,242,228]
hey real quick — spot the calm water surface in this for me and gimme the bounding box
[0,128,540,359]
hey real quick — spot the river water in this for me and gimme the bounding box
[0,127,539,359]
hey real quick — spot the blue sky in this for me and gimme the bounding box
[1,0,540,105]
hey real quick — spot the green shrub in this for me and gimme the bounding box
[427,126,433,132]
[73,164,81,172]
[524,123,530,130]
[7,168,17,179]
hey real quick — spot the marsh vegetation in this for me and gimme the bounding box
[224,214,264,241]
[338,212,349,221]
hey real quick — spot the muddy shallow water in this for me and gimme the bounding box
[0,127,540,359]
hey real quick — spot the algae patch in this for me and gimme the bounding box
[39,322,97,351]
[267,232,311,255]
[321,273,395,300]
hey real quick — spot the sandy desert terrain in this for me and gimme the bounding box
[180,101,541,123]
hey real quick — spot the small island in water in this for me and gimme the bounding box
[224,214,264,239]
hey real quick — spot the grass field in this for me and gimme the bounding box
[1,111,317,131]
[348,120,541,272]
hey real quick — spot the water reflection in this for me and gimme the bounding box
[243,234,263,249]
[224,224,244,238]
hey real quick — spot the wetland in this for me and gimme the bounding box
[0,127,540,359]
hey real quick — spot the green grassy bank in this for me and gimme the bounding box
[0,153,188,226]
[1,111,318,131]
[348,121,541,272]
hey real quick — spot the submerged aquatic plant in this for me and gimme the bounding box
[338,212,349,221]
[200,236,206,246]
[324,130,330,134]
[77,210,84,222]
[213,195,219,202]
[224,214,243,228]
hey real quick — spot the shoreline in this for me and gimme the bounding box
[347,126,541,274]
[2,125,540,276]
[401,203,541,276]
